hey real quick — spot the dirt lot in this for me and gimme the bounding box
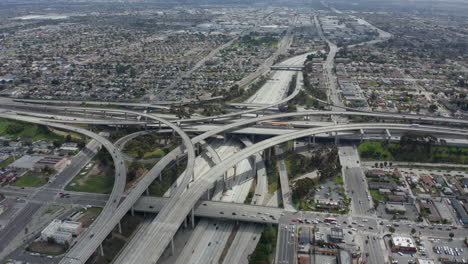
[27,241,67,256]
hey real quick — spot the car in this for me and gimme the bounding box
[219,212,224,214]
[90,234,94,238]
[232,212,237,215]
[202,203,207,206]
[369,226,374,230]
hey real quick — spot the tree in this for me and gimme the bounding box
[66,134,72,142]
[6,123,24,134]
[389,227,395,233]
[449,232,455,239]
[411,228,416,234]
[47,236,56,244]
[429,104,438,113]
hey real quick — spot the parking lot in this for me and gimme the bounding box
[429,238,468,262]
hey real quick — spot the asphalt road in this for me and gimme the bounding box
[0,202,42,254]
[276,223,297,264]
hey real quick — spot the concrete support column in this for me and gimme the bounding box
[252,156,257,172]
[293,140,296,151]
[250,134,254,142]
[131,207,135,216]
[124,112,127,120]
[118,221,122,234]
[223,133,227,143]
[171,238,175,256]
[313,135,316,144]
[207,190,210,200]
[99,243,104,257]
[146,188,150,196]
[191,208,195,228]
[159,173,163,182]
[159,122,161,130]
[172,129,175,136]
[360,129,364,142]
[176,156,179,166]
[184,217,187,228]
[335,132,339,144]
[223,172,228,191]
[385,129,391,140]
[103,111,106,118]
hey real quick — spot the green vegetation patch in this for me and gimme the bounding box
[0,118,64,141]
[359,134,468,164]
[65,150,114,194]
[12,172,47,187]
[248,224,277,264]
[0,156,15,168]
[148,160,187,196]
[123,133,175,160]
[265,154,279,194]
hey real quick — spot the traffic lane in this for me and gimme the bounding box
[0,202,42,253]
[345,167,372,215]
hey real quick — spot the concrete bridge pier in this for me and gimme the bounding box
[130,207,135,216]
[99,244,104,257]
[184,217,187,228]
[360,129,365,142]
[335,132,339,144]
[146,188,150,196]
[252,155,257,172]
[191,208,195,228]
[118,221,122,234]
[171,238,175,256]
[385,129,392,140]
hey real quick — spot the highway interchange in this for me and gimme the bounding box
[0,9,467,264]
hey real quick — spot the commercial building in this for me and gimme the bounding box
[385,203,407,214]
[391,235,416,252]
[41,219,83,245]
[450,199,468,225]
[34,156,69,171]
[51,231,73,245]
[60,221,83,236]
[329,227,344,243]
